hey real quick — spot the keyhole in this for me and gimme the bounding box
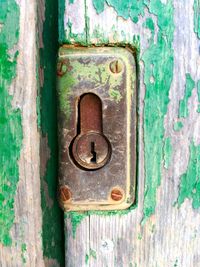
[90,142,97,163]
[71,93,111,170]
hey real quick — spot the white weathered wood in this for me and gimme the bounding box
[64,0,200,266]
[65,216,90,267]
[0,1,45,266]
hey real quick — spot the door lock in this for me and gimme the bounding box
[57,46,136,211]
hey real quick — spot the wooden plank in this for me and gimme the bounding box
[61,0,200,266]
[0,1,45,266]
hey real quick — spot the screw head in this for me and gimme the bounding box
[59,185,72,202]
[110,188,124,201]
[57,59,72,77]
[109,60,123,73]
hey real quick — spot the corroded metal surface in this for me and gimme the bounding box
[57,46,136,211]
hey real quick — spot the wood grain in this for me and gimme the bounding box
[0,1,45,266]
[63,1,200,266]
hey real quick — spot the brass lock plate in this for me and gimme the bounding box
[57,46,136,211]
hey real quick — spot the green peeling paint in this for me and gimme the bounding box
[85,248,97,265]
[197,80,200,102]
[21,243,27,264]
[40,0,64,265]
[65,212,88,239]
[132,35,140,52]
[65,20,87,45]
[179,74,195,118]
[173,121,183,132]
[141,1,174,221]
[94,0,146,23]
[197,80,200,113]
[194,0,200,39]
[89,24,109,44]
[197,104,200,113]
[93,0,105,14]
[143,17,155,44]
[0,1,22,246]
[163,137,172,169]
[144,18,155,32]
[85,254,89,265]
[177,141,200,209]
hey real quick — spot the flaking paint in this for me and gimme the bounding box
[98,0,146,24]
[194,0,200,39]
[163,137,172,169]
[85,248,97,265]
[65,20,87,45]
[197,80,200,113]
[177,141,200,209]
[142,1,174,221]
[197,80,200,102]
[21,243,27,264]
[178,73,195,118]
[173,121,183,132]
[0,0,22,246]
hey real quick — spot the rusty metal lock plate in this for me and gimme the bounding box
[57,46,136,211]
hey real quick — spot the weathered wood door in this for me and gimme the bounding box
[1,0,200,266]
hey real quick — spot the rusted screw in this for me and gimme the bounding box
[57,61,67,77]
[109,60,123,74]
[110,188,123,201]
[59,185,72,202]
